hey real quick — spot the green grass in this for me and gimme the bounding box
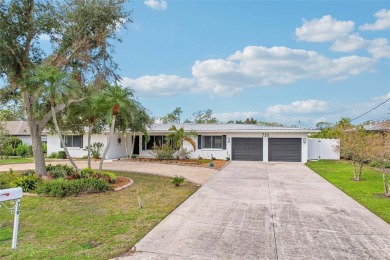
[0,172,198,259]
[0,157,35,164]
[306,160,390,224]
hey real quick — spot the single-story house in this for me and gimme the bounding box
[47,123,319,162]
[4,121,47,145]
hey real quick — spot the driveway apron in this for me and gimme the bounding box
[120,161,390,259]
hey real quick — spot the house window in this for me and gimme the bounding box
[61,135,83,148]
[145,135,167,150]
[201,136,223,149]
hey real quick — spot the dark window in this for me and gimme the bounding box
[201,136,223,149]
[145,135,168,150]
[61,135,83,148]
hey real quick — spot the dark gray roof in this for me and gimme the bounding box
[147,123,318,133]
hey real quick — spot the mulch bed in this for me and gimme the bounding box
[123,158,229,170]
[111,176,133,190]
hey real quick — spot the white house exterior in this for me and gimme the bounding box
[46,123,319,162]
[46,131,131,160]
[139,124,317,163]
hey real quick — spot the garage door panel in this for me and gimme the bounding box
[232,138,263,161]
[269,138,301,162]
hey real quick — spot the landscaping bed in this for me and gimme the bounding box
[0,171,198,259]
[306,160,390,224]
[127,158,229,170]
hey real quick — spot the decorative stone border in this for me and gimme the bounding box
[114,177,134,191]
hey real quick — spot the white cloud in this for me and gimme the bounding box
[144,0,167,11]
[360,9,390,31]
[295,15,354,42]
[367,38,390,59]
[121,75,195,97]
[121,45,375,97]
[266,100,332,116]
[330,34,367,52]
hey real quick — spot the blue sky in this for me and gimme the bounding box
[111,0,390,127]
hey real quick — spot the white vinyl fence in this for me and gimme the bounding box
[308,138,340,160]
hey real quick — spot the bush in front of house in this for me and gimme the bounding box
[150,143,176,160]
[48,152,58,158]
[15,143,32,157]
[56,151,67,159]
[36,178,111,198]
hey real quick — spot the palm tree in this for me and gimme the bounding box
[116,102,151,158]
[69,88,106,168]
[31,65,82,173]
[98,84,136,173]
[167,126,197,160]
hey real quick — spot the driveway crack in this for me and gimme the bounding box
[265,163,279,260]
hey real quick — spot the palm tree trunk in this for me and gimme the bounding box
[130,131,136,159]
[124,131,129,158]
[87,123,93,168]
[51,106,80,173]
[99,115,116,173]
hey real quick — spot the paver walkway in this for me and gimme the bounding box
[117,161,390,259]
[0,160,217,185]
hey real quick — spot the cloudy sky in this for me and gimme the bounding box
[117,1,389,126]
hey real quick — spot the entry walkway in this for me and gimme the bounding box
[118,161,390,259]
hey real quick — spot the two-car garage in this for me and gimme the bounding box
[231,137,302,162]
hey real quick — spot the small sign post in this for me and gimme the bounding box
[0,187,23,249]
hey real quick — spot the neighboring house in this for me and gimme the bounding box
[4,121,47,145]
[46,123,318,162]
[363,121,390,132]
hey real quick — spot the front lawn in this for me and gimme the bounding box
[306,160,390,224]
[0,157,35,164]
[0,172,198,259]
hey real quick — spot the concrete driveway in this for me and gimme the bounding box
[118,161,390,259]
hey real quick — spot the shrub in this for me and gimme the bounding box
[0,169,16,189]
[172,176,185,187]
[14,175,40,192]
[46,164,75,179]
[91,142,104,159]
[57,151,67,159]
[80,168,99,179]
[101,171,116,183]
[15,143,31,157]
[48,152,58,158]
[2,137,22,149]
[42,142,47,154]
[1,144,14,158]
[36,178,111,197]
[150,143,176,160]
[197,158,212,164]
[20,170,36,176]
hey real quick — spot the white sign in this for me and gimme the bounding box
[0,187,23,202]
[0,187,23,249]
